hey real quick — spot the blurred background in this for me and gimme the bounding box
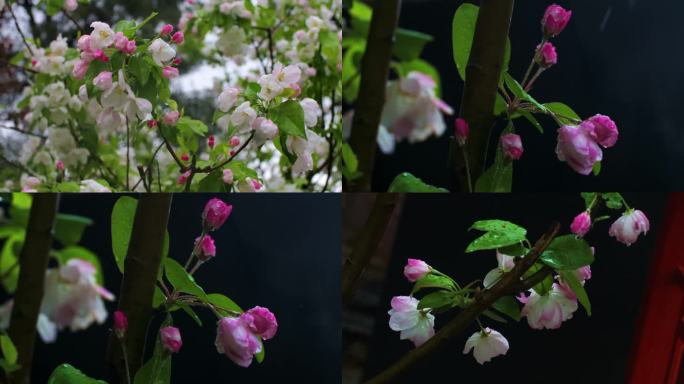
[360,0,684,191]
[343,193,669,383]
[1,193,341,383]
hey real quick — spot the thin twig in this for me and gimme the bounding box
[63,11,85,34]
[196,132,255,173]
[7,4,34,55]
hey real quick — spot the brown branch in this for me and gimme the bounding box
[345,0,401,192]
[195,132,255,173]
[364,221,560,384]
[342,193,403,306]
[105,194,173,382]
[450,0,515,191]
[8,194,60,384]
[7,4,34,56]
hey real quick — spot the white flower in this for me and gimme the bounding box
[0,300,57,343]
[387,296,435,347]
[89,22,115,50]
[49,34,68,56]
[608,210,650,246]
[252,118,278,145]
[286,129,328,175]
[272,63,301,87]
[230,101,257,132]
[300,98,320,128]
[80,179,110,192]
[68,95,83,111]
[483,251,516,289]
[47,128,77,153]
[257,74,283,101]
[216,26,246,57]
[97,107,126,134]
[305,16,324,30]
[463,328,509,364]
[217,87,240,112]
[101,72,131,109]
[148,38,176,66]
[518,283,578,330]
[63,148,89,169]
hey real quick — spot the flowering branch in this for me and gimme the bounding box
[105,194,173,382]
[8,194,60,384]
[365,222,560,384]
[346,0,401,192]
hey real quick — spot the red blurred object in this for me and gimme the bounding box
[628,193,684,383]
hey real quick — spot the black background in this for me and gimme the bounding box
[370,0,684,191]
[363,193,667,383]
[22,194,340,383]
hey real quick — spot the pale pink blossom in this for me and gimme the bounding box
[500,133,523,160]
[217,87,239,112]
[93,71,113,90]
[113,32,128,51]
[463,328,509,364]
[388,296,435,347]
[215,316,262,367]
[483,251,516,289]
[162,66,179,78]
[555,123,603,175]
[160,326,182,353]
[163,111,180,126]
[609,209,649,246]
[585,114,618,148]
[223,169,234,185]
[89,22,115,50]
[403,259,430,282]
[518,283,578,330]
[64,0,78,12]
[72,60,89,80]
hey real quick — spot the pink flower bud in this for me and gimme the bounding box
[229,150,237,156]
[215,316,261,367]
[250,179,263,191]
[72,59,89,80]
[555,124,603,175]
[160,326,182,353]
[146,119,157,128]
[542,4,572,37]
[244,306,278,340]
[93,49,109,62]
[162,66,179,78]
[113,310,128,337]
[55,160,65,171]
[403,259,430,282]
[163,111,180,126]
[609,209,649,246]
[181,153,190,161]
[208,135,215,149]
[229,136,240,147]
[123,40,136,54]
[454,118,469,144]
[93,71,113,90]
[500,133,524,160]
[222,169,234,185]
[173,57,182,65]
[64,0,78,12]
[194,234,216,262]
[535,42,557,68]
[570,211,591,237]
[177,170,191,184]
[161,24,174,36]
[113,32,128,51]
[172,31,184,44]
[77,35,92,52]
[202,198,233,231]
[585,114,618,148]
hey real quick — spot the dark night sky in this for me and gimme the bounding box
[370,0,684,191]
[19,194,341,383]
[363,193,667,383]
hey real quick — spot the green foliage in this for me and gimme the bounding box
[491,296,520,321]
[207,293,243,315]
[411,274,455,295]
[197,170,229,192]
[45,0,65,16]
[111,196,138,272]
[466,220,527,253]
[602,192,624,210]
[47,364,107,384]
[54,214,93,246]
[269,100,306,139]
[540,234,594,270]
[523,262,553,295]
[418,291,455,311]
[134,316,173,384]
[388,173,448,193]
[559,271,591,315]
[543,102,581,125]
[0,334,18,367]
[164,258,208,301]
[503,73,547,112]
[394,28,434,61]
[340,143,360,181]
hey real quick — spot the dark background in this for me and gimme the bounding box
[371,0,684,191]
[362,193,667,383]
[21,194,340,383]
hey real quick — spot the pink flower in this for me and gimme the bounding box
[177,170,191,184]
[147,119,157,128]
[77,35,92,53]
[194,234,216,261]
[570,211,591,237]
[64,0,78,12]
[92,71,113,90]
[160,326,182,353]
[536,41,557,68]
[518,283,578,330]
[244,306,278,340]
[500,133,523,160]
[555,124,603,175]
[202,198,233,231]
[463,328,509,364]
[113,32,128,51]
[55,160,65,171]
[229,136,240,147]
[161,24,174,36]
[180,153,190,162]
[403,259,430,282]
[542,4,572,37]
[609,209,649,246]
[93,49,109,62]
[172,31,184,44]
[113,310,128,337]
[208,135,215,149]
[454,118,469,144]
[558,265,592,300]
[585,114,618,148]
[250,179,263,191]
[162,66,179,78]
[222,169,234,185]
[163,111,180,126]
[72,60,89,80]
[388,296,435,347]
[215,316,262,367]
[123,40,136,55]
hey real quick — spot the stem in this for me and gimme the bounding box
[364,222,560,384]
[524,67,545,92]
[450,0,515,191]
[184,231,205,270]
[7,4,34,56]
[196,132,254,173]
[461,145,473,193]
[105,194,173,382]
[188,260,203,276]
[118,338,131,384]
[346,0,401,192]
[342,193,403,306]
[8,194,60,384]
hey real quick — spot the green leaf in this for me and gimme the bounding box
[602,192,623,210]
[153,286,166,308]
[466,220,527,253]
[342,43,364,103]
[519,110,544,133]
[129,55,151,86]
[417,291,455,310]
[55,246,104,285]
[54,214,93,246]
[503,73,547,112]
[197,170,229,192]
[269,100,306,139]
[394,28,433,61]
[134,316,172,384]
[113,20,137,39]
[255,339,265,364]
[0,334,17,365]
[177,302,202,326]
[10,192,32,227]
[497,242,527,257]
[482,309,507,323]
[451,3,479,81]
[491,296,520,321]
[177,117,209,137]
[411,274,455,294]
[46,0,65,16]
[164,258,208,301]
[47,364,107,384]
[341,143,358,173]
[207,293,243,315]
[523,262,553,295]
[540,234,594,270]
[388,173,448,193]
[592,161,601,176]
[55,182,80,192]
[543,102,581,125]
[111,196,138,273]
[559,271,591,316]
[0,233,23,293]
[580,192,597,209]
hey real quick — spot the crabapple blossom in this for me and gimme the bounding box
[536,42,557,68]
[542,4,572,37]
[586,114,618,148]
[483,251,516,289]
[223,169,234,185]
[160,326,183,353]
[518,283,578,330]
[271,63,301,88]
[162,66,180,78]
[388,296,435,347]
[178,170,191,184]
[231,102,257,132]
[555,123,603,175]
[89,22,115,50]
[161,24,174,36]
[455,118,469,144]
[172,31,184,44]
[195,234,216,261]
[570,211,592,237]
[300,98,321,128]
[403,259,430,282]
[244,306,278,340]
[609,209,650,246]
[229,136,240,147]
[253,118,278,145]
[163,111,180,126]
[217,87,240,112]
[500,133,524,160]
[463,328,509,364]
[79,179,111,192]
[148,38,176,66]
[202,198,232,231]
[93,71,113,90]
[215,316,262,367]
[558,266,592,300]
[113,310,128,337]
[64,0,78,12]
[235,178,262,192]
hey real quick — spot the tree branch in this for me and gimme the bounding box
[450,0,515,191]
[365,221,559,384]
[8,194,60,384]
[346,0,401,192]
[105,194,173,382]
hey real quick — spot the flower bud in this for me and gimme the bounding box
[113,310,128,337]
[163,111,180,126]
[222,169,234,185]
[161,24,174,36]
[609,209,649,246]
[555,124,603,175]
[202,198,232,231]
[64,0,78,12]
[177,170,191,184]
[172,31,184,44]
[586,114,618,148]
[454,118,469,144]
[194,234,216,262]
[93,71,113,90]
[403,259,430,282]
[55,160,65,171]
[500,133,524,160]
[160,326,182,353]
[229,136,240,147]
[146,119,157,128]
[535,42,557,68]
[244,306,278,340]
[208,135,215,149]
[162,66,179,78]
[542,4,572,37]
[570,211,591,237]
[181,153,190,162]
